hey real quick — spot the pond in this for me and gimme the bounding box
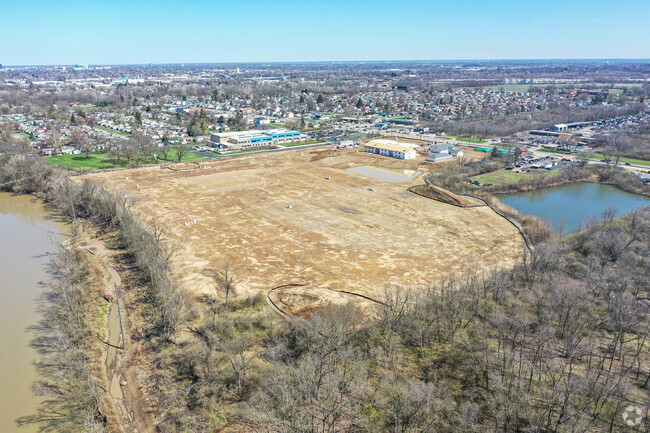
[0,193,69,432]
[346,166,422,183]
[498,182,650,233]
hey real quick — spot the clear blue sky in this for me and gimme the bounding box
[2,0,649,65]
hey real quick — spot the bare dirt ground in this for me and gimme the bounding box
[80,147,524,316]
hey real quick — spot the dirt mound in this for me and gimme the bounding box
[409,185,483,207]
[269,285,378,319]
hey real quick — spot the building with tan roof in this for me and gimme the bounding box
[364,139,416,160]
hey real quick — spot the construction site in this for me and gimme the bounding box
[80,146,526,317]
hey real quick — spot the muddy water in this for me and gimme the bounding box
[0,193,69,432]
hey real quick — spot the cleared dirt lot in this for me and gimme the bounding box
[80,148,524,316]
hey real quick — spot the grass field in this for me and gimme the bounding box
[472,168,561,185]
[583,153,650,167]
[79,148,525,316]
[539,148,572,155]
[594,88,625,95]
[446,134,487,144]
[46,147,204,171]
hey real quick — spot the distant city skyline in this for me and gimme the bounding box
[2,0,649,65]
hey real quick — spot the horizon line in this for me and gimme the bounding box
[3,58,650,68]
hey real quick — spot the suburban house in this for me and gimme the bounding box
[364,139,416,160]
[209,129,301,151]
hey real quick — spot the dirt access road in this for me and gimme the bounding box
[80,147,525,317]
[83,229,155,433]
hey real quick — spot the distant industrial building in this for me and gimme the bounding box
[254,117,272,126]
[209,129,301,151]
[387,117,420,126]
[549,122,591,132]
[341,116,374,124]
[364,139,416,160]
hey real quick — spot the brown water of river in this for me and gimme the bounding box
[0,193,69,432]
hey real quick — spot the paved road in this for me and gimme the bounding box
[189,141,331,159]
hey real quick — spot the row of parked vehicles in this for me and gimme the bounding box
[506,155,563,171]
[464,178,493,187]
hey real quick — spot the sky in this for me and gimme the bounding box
[1,0,649,65]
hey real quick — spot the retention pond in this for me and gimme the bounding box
[498,182,650,233]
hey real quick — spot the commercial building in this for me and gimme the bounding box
[429,143,463,157]
[209,129,301,151]
[426,143,463,162]
[549,122,590,132]
[364,139,416,160]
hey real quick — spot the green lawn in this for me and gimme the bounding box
[593,88,625,95]
[446,134,487,144]
[583,153,650,167]
[46,153,119,170]
[539,148,572,155]
[16,131,31,139]
[46,147,204,171]
[472,168,560,185]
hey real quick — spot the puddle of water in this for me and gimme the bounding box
[202,269,217,277]
[106,303,121,371]
[110,373,124,400]
[346,166,422,183]
[341,208,358,214]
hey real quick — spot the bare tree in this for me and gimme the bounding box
[175,144,187,162]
